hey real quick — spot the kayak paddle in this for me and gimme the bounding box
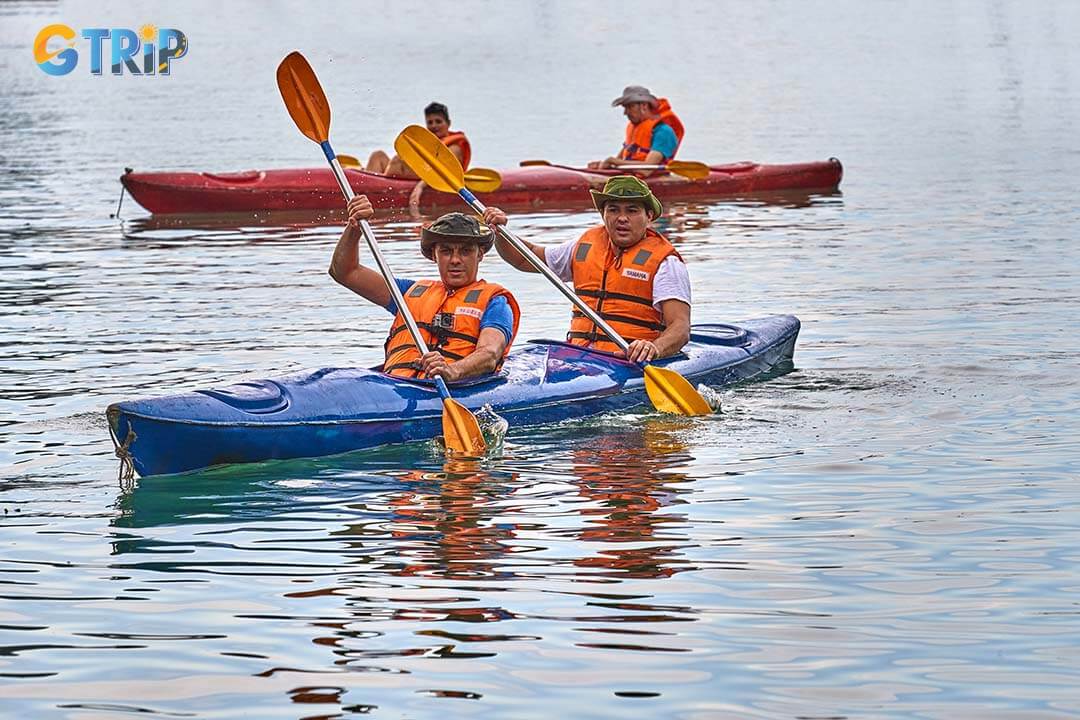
[395,125,712,416]
[337,154,503,192]
[520,159,710,181]
[457,167,502,193]
[276,52,487,456]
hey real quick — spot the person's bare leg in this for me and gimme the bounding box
[384,155,419,180]
[366,150,390,174]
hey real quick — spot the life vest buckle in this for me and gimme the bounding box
[431,312,455,336]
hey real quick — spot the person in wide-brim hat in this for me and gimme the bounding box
[589,84,685,176]
[329,196,520,383]
[481,175,692,365]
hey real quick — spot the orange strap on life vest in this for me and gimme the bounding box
[567,226,683,353]
[441,131,472,171]
[383,279,520,378]
[618,98,684,162]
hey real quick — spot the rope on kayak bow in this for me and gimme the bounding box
[112,424,136,484]
[111,168,132,219]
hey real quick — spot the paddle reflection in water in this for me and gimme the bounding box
[106,423,703,707]
[566,419,696,580]
[378,460,519,584]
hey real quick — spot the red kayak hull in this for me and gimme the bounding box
[120,160,843,215]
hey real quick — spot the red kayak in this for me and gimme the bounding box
[120,159,843,215]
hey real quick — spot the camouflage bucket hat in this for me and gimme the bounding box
[420,212,493,260]
[589,175,663,218]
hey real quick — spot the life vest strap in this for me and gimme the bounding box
[576,288,655,308]
[386,321,479,346]
[383,361,421,376]
[572,309,665,332]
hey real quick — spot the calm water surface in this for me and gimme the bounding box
[2,1,1079,718]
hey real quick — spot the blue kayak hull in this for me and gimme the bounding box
[107,316,799,477]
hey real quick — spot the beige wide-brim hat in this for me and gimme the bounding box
[611,85,658,107]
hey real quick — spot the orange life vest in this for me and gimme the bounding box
[383,279,519,378]
[619,99,685,162]
[441,131,472,170]
[567,226,683,353]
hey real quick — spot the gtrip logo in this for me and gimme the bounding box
[34,24,188,76]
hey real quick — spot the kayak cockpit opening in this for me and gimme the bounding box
[372,367,510,388]
[527,338,695,368]
[689,323,750,346]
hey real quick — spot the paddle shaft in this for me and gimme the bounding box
[522,160,706,178]
[322,141,454,400]
[456,187,631,355]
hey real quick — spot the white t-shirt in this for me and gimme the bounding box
[544,236,692,309]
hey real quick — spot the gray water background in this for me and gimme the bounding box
[1,1,1079,718]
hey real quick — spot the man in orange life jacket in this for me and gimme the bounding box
[329,195,519,381]
[482,176,690,364]
[589,86,684,177]
[364,102,472,207]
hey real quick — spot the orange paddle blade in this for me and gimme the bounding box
[394,125,466,193]
[665,160,710,180]
[463,167,502,193]
[336,154,362,169]
[644,365,713,416]
[276,51,331,144]
[442,398,487,456]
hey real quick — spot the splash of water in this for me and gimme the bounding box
[474,404,509,449]
[432,404,508,457]
[696,384,723,412]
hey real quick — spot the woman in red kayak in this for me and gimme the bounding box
[364,102,471,207]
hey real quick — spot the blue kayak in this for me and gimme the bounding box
[107,315,799,477]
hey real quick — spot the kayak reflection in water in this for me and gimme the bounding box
[364,102,472,207]
[329,195,520,383]
[589,85,685,176]
[483,175,692,364]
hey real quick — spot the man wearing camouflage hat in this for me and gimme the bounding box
[330,194,520,381]
[589,85,685,176]
[482,176,690,363]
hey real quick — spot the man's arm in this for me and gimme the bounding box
[625,299,691,362]
[594,123,676,175]
[596,151,666,176]
[653,299,691,357]
[419,327,507,381]
[328,195,393,308]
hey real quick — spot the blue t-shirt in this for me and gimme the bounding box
[650,123,679,160]
[383,278,514,345]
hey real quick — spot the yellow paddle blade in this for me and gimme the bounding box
[643,365,713,416]
[442,398,487,456]
[463,167,502,193]
[394,125,466,193]
[276,52,331,144]
[666,160,710,180]
[337,154,362,169]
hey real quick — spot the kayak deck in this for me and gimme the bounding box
[107,316,799,477]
